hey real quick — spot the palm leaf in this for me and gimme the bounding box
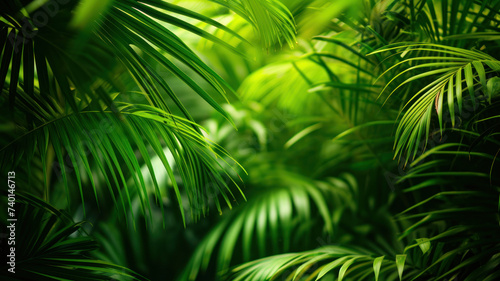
[228,246,397,281]
[211,0,297,49]
[1,89,243,225]
[371,43,500,163]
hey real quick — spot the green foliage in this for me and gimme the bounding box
[180,170,340,280]
[0,0,295,223]
[0,192,139,280]
[373,43,500,162]
[2,0,500,281]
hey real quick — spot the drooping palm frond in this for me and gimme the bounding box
[1,86,243,225]
[0,191,142,280]
[372,43,500,162]
[0,0,249,121]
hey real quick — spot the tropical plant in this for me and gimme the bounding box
[1,0,294,278]
[2,0,500,280]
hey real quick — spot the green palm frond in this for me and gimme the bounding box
[1,0,288,225]
[412,0,500,43]
[0,0,248,122]
[211,0,297,49]
[372,43,500,162]
[0,0,301,224]
[228,246,398,281]
[1,90,243,225]
[0,191,141,280]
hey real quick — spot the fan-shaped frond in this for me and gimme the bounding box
[179,170,340,280]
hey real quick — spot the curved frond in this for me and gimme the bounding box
[1,98,243,225]
[228,246,395,281]
[211,0,297,49]
[372,43,500,162]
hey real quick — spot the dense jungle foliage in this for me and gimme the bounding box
[1,0,500,280]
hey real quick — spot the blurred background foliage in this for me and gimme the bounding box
[1,0,500,280]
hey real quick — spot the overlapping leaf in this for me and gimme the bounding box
[372,43,500,162]
[0,88,243,225]
[0,192,142,280]
[228,246,397,281]
[179,170,335,280]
